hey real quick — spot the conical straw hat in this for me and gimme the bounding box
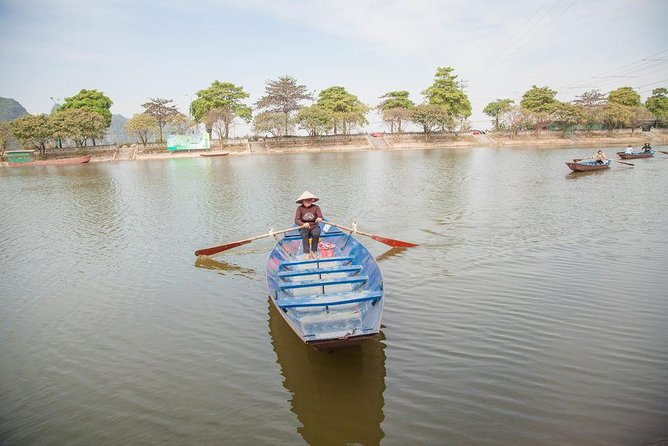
[295,191,319,204]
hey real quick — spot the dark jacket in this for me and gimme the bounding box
[295,205,323,230]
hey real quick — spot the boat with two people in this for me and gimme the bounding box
[617,146,655,159]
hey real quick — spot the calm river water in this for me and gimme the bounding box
[1,146,668,446]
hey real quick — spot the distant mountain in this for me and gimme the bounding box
[0,97,28,121]
[102,114,139,144]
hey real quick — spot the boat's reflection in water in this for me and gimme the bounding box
[268,299,386,446]
[194,256,256,278]
[375,246,408,263]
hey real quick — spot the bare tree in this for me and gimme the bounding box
[142,98,179,143]
[255,76,313,135]
[206,108,235,145]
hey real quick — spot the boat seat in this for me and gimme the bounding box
[279,256,354,269]
[282,232,344,241]
[278,275,368,290]
[278,265,362,278]
[278,290,382,309]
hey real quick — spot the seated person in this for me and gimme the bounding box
[624,145,634,154]
[642,143,653,153]
[593,150,608,163]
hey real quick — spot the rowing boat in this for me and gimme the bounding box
[6,154,92,167]
[200,151,230,157]
[565,159,611,172]
[616,150,654,159]
[266,224,384,350]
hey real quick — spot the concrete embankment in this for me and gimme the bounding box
[6,130,666,165]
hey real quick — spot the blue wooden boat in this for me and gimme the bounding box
[266,224,384,350]
[616,150,654,159]
[566,159,611,172]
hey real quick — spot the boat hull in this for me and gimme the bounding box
[6,154,92,167]
[200,151,230,157]
[266,224,384,350]
[566,159,611,172]
[616,151,654,159]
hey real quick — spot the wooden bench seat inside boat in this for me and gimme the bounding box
[277,265,362,278]
[278,275,368,290]
[277,290,382,309]
[279,256,354,268]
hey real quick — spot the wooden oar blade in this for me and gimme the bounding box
[370,234,418,248]
[614,160,634,166]
[195,239,253,257]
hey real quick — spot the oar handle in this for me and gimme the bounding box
[251,226,301,241]
[326,221,372,237]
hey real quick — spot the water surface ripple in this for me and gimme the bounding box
[1,147,667,445]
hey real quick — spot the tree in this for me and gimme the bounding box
[378,91,414,133]
[573,89,607,108]
[253,112,288,138]
[316,86,369,135]
[552,102,586,135]
[645,87,668,127]
[191,81,252,138]
[206,108,236,145]
[141,98,179,143]
[422,67,471,122]
[0,121,12,157]
[520,85,559,113]
[255,76,313,136]
[382,108,413,133]
[51,108,107,147]
[602,102,634,131]
[165,112,193,134]
[500,106,529,137]
[629,106,654,133]
[483,98,514,129]
[295,105,335,136]
[608,87,641,107]
[573,89,606,133]
[59,89,113,131]
[411,104,453,136]
[10,114,52,157]
[124,113,159,146]
[378,91,414,110]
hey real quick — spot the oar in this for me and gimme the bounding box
[614,159,634,166]
[659,150,668,155]
[195,226,299,256]
[327,221,418,248]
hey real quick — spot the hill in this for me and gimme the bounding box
[0,97,28,121]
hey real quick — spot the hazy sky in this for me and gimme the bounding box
[1,0,667,132]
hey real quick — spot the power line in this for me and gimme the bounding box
[559,49,668,90]
[488,0,578,71]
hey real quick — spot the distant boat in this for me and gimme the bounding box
[616,150,654,159]
[6,154,92,167]
[565,158,611,172]
[266,224,384,350]
[200,151,230,157]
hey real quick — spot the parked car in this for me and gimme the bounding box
[369,132,384,137]
[471,130,481,135]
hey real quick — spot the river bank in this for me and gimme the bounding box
[3,130,667,165]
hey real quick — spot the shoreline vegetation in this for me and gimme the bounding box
[3,129,667,165]
[3,72,667,166]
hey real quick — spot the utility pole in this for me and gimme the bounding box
[50,97,62,148]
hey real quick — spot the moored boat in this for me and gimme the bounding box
[266,224,384,350]
[565,159,611,172]
[6,154,92,167]
[200,151,230,157]
[616,150,654,159]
